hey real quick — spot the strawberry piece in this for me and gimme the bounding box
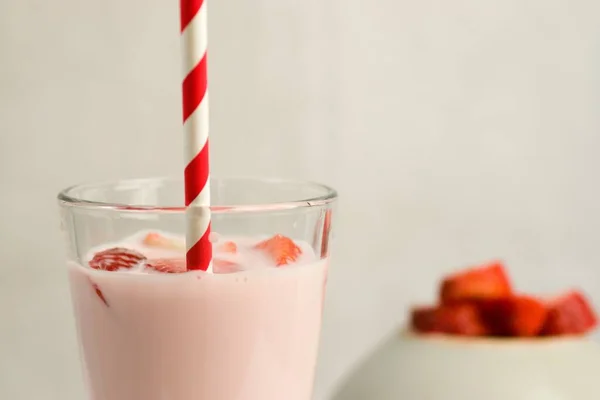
[254,234,302,266]
[440,261,512,304]
[213,259,242,274]
[89,279,109,307]
[411,303,489,336]
[89,247,146,271]
[321,209,332,257]
[142,232,185,251]
[541,291,598,336]
[480,296,547,337]
[411,306,441,333]
[145,258,187,274]
[216,241,237,254]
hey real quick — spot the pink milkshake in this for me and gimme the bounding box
[59,177,336,400]
[69,232,327,400]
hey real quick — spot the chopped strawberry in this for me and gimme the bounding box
[254,234,302,266]
[216,241,237,254]
[411,306,440,333]
[213,259,242,274]
[541,291,598,336]
[89,248,146,271]
[145,258,187,274]
[480,295,547,337]
[321,209,332,257]
[142,232,185,251]
[89,279,109,307]
[411,303,489,336]
[440,261,512,304]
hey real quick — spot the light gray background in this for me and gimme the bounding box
[1,0,600,399]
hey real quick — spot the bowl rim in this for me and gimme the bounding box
[401,329,595,347]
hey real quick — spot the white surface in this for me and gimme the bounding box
[332,333,600,400]
[2,1,600,399]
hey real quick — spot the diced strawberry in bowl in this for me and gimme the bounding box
[542,291,598,336]
[411,303,489,336]
[411,261,598,339]
[479,295,547,337]
[440,261,512,304]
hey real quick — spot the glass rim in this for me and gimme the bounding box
[57,176,338,214]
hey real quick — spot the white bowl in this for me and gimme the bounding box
[331,331,600,400]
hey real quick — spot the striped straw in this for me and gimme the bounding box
[180,0,212,271]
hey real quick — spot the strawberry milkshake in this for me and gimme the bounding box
[59,177,336,400]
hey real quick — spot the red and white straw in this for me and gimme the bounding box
[180,0,212,271]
